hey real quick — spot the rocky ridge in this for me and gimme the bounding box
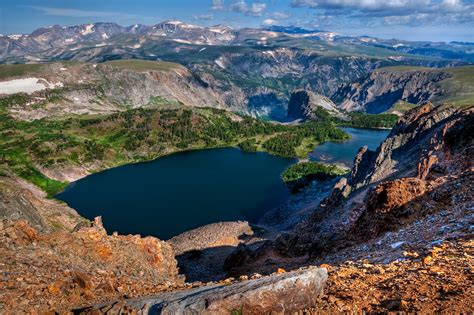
[287,89,343,120]
[332,68,451,113]
[222,103,473,311]
[0,62,252,121]
[274,103,471,257]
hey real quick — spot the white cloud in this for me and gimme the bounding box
[268,12,291,20]
[27,6,138,19]
[291,0,474,27]
[192,14,214,20]
[262,19,277,25]
[291,0,431,11]
[211,0,225,11]
[231,1,267,17]
[441,0,464,10]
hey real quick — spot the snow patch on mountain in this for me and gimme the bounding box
[81,24,95,36]
[215,57,226,69]
[7,34,24,40]
[0,78,63,95]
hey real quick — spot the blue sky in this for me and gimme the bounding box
[1,0,473,41]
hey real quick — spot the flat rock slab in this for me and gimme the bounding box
[84,267,328,314]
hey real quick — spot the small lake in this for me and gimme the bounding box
[57,148,294,240]
[309,127,390,166]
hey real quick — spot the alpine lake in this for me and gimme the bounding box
[57,127,389,239]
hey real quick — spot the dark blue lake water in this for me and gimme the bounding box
[57,128,389,239]
[57,148,294,239]
[309,127,390,166]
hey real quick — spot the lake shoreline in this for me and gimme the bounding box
[56,147,295,240]
[56,127,390,241]
[310,127,390,167]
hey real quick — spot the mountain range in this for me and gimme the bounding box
[2,21,473,63]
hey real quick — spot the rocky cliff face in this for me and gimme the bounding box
[2,62,254,121]
[225,103,473,278]
[287,89,342,120]
[306,102,472,249]
[332,68,451,113]
[347,102,469,188]
[215,50,388,97]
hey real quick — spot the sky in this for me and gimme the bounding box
[0,0,473,42]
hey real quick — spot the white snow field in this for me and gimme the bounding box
[0,77,63,95]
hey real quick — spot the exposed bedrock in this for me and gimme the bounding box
[80,267,328,315]
[0,217,183,312]
[332,69,451,113]
[287,89,343,120]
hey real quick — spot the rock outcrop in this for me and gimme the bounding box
[0,217,183,313]
[287,89,343,120]
[0,169,83,232]
[80,267,328,314]
[332,68,451,113]
[348,102,468,188]
[306,102,473,248]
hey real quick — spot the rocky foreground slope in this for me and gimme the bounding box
[0,216,183,312]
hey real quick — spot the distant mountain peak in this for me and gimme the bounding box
[265,25,323,34]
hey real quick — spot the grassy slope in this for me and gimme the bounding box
[439,66,474,107]
[0,62,80,80]
[103,59,185,72]
[0,58,183,79]
[383,101,417,115]
[0,64,46,80]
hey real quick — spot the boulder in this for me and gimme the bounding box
[83,267,328,314]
